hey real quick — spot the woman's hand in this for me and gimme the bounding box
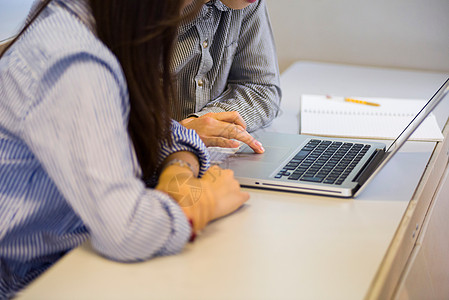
[180,112,265,154]
[156,164,249,233]
[202,165,249,221]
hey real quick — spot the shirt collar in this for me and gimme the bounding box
[53,0,95,33]
[209,0,232,12]
[178,1,231,35]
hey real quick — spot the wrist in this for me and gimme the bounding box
[162,151,200,177]
[162,159,197,176]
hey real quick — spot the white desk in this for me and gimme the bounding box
[18,62,449,300]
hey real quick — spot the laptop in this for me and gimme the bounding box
[215,78,449,198]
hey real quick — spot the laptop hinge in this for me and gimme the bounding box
[353,149,386,185]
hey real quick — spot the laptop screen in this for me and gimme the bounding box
[387,78,449,154]
[354,78,449,196]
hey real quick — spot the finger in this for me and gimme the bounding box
[203,164,223,175]
[196,118,264,153]
[196,116,243,137]
[202,165,226,182]
[203,136,240,149]
[200,119,257,148]
[229,192,250,212]
[241,191,250,202]
[219,125,265,154]
[207,111,247,129]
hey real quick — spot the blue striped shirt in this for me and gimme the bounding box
[0,1,209,298]
[173,0,282,132]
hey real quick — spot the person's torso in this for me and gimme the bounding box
[172,1,246,119]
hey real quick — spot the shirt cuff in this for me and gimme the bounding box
[189,106,227,119]
[157,120,210,177]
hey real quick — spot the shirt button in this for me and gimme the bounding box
[202,40,209,49]
[203,7,213,19]
[197,79,204,87]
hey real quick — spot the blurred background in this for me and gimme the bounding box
[0,0,34,41]
[266,0,449,72]
[1,0,448,73]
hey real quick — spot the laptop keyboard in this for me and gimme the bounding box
[274,139,371,185]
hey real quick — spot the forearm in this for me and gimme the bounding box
[90,189,192,261]
[194,82,281,132]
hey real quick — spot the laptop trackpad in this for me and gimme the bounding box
[236,144,291,161]
[219,144,294,177]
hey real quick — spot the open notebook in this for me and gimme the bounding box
[300,95,444,141]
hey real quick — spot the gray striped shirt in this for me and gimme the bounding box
[173,0,282,132]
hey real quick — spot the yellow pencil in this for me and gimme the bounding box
[344,97,380,107]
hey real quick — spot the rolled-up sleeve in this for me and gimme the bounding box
[195,0,282,132]
[157,120,210,177]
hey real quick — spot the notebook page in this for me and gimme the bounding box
[300,95,444,141]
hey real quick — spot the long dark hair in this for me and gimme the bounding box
[1,0,201,179]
